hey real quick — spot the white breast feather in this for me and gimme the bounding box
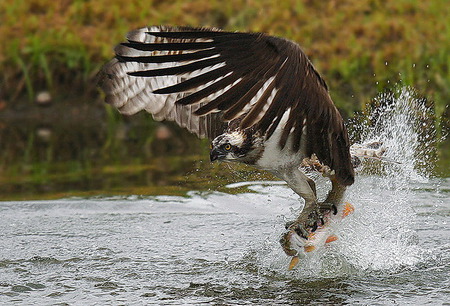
[256,109,307,170]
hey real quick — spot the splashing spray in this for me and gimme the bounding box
[256,87,437,276]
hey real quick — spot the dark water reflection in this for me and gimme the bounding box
[0,105,274,200]
[0,101,448,200]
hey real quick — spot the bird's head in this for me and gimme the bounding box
[210,130,263,164]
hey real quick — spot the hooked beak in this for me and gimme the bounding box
[210,148,222,162]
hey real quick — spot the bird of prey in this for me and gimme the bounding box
[99,26,355,258]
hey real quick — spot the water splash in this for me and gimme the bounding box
[254,87,437,277]
[350,86,436,181]
[341,87,436,270]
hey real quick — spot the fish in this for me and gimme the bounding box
[287,202,355,270]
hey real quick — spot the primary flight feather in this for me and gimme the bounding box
[99,26,355,258]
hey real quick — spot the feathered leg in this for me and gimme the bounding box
[278,168,348,256]
[299,155,347,215]
[278,168,322,255]
[319,177,346,215]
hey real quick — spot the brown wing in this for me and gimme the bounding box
[99,26,354,185]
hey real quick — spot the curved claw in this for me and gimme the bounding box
[294,224,309,239]
[332,204,338,215]
[281,217,318,255]
[281,204,329,256]
[285,220,295,230]
[280,230,301,256]
[319,202,338,215]
[311,221,318,232]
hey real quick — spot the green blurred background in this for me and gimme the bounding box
[0,0,448,200]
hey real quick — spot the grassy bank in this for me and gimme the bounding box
[0,0,448,116]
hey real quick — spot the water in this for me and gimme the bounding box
[0,179,448,305]
[1,87,449,304]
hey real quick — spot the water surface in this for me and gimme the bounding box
[1,85,448,304]
[0,177,449,305]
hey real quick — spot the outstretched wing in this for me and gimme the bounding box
[99,26,354,185]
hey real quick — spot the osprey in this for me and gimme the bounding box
[99,26,355,257]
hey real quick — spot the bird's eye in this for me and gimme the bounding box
[224,144,232,151]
